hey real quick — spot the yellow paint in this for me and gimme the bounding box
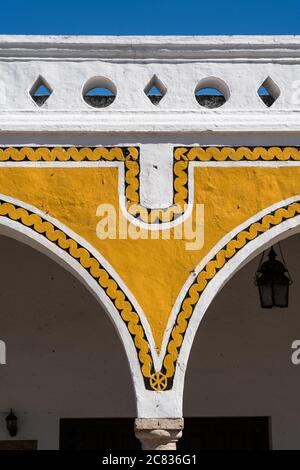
[0,150,300,356]
[163,201,300,381]
[1,195,298,391]
[0,199,152,382]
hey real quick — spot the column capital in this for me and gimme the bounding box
[135,418,184,450]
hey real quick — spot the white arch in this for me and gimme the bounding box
[0,193,161,415]
[170,195,300,413]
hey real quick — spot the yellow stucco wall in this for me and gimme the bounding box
[1,156,300,352]
[1,146,300,390]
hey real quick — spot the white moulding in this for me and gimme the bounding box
[0,111,299,133]
[1,35,300,62]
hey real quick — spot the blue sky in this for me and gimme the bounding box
[0,0,299,35]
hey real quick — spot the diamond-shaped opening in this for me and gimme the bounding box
[30,76,52,107]
[144,75,167,105]
[83,77,116,108]
[195,77,229,109]
[257,77,280,107]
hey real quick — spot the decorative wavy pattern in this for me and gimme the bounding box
[1,146,300,225]
[175,146,300,162]
[161,201,300,388]
[0,199,155,387]
[0,146,180,224]
[1,147,300,391]
[173,146,300,207]
[129,146,300,222]
[0,146,139,162]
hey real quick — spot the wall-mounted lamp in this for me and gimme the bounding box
[5,409,18,437]
[255,244,292,308]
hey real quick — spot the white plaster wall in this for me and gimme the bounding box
[0,36,300,132]
[0,236,135,450]
[184,232,300,450]
[0,35,300,448]
[0,60,297,112]
[1,232,300,448]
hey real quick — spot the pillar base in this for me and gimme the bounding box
[135,418,184,450]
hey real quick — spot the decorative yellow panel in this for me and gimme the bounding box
[0,146,300,390]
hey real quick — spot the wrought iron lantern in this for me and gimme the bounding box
[5,409,18,437]
[255,245,292,308]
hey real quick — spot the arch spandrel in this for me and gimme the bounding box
[0,146,300,394]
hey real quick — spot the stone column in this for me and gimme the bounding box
[135,418,184,450]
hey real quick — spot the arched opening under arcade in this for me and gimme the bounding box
[183,232,300,450]
[0,234,138,449]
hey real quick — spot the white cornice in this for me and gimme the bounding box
[0,35,300,62]
[0,35,300,135]
[0,111,299,133]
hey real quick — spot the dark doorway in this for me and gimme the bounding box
[178,417,270,450]
[60,418,140,450]
[60,416,270,450]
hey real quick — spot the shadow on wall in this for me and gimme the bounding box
[0,235,135,417]
[184,232,300,450]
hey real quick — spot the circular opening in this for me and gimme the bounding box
[195,77,230,109]
[82,77,116,108]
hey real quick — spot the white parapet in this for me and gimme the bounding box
[0,35,300,133]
